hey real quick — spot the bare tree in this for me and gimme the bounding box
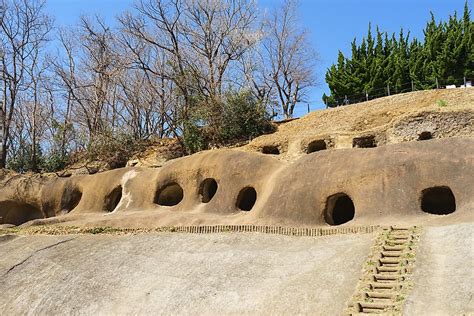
[23,41,51,171]
[119,0,191,123]
[0,0,52,168]
[0,0,319,171]
[120,0,258,122]
[53,16,122,147]
[181,0,259,98]
[240,40,279,118]
[49,27,79,157]
[118,0,261,150]
[116,23,179,140]
[262,0,317,119]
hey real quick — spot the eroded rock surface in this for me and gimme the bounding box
[0,138,472,228]
[0,232,373,315]
[404,223,474,315]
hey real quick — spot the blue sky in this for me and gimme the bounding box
[45,0,469,116]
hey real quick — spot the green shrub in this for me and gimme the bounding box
[7,143,44,173]
[181,90,274,154]
[182,118,207,154]
[220,91,275,142]
[7,143,70,173]
[436,99,447,107]
[42,151,69,173]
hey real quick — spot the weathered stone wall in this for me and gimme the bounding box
[0,138,472,228]
[389,110,474,142]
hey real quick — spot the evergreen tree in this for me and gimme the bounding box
[324,2,473,106]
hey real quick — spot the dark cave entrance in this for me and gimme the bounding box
[60,187,83,213]
[261,146,280,155]
[418,131,433,141]
[421,186,456,215]
[154,182,184,206]
[324,193,355,225]
[307,139,327,153]
[236,187,257,211]
[352,136,377,148]
[105,185,123,212]
[0,201,44,225]
[200,178,218,203]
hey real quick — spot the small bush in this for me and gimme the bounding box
[182,115,207,154]
[42,151,69,173]
[7,143,44,173]
[436,99,447,107]
[86,132,144,169]
[7,141,72,173]
[220,91,275,142]
[181,90,274,154]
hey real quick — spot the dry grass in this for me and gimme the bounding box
[242,89,474,154]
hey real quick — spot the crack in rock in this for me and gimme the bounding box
[2,237,77,277]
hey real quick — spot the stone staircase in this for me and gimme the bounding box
[346,226,421,314]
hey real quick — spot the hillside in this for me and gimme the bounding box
[105,89,473,168]
[0,88,473,315]
[0,89,473,228]
[0,0,472,314]
[242,89,473,160]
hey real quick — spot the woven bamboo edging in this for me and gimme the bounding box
[5,224,381,237]
[141,224,380,236]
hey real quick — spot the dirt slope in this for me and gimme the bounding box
[0,89,472,315]
[243,89,473,160]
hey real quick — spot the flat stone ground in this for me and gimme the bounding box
[404,222,474,315]
[0,232,373,315]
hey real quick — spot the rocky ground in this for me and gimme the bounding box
[0,231,373,314]
[0,89,472,315]
[0,222,472,314]
[404,222,474,315]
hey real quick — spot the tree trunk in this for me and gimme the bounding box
[0,105,5,168]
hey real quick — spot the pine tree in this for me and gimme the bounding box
[408,39,424,89]
[369,27,386,96]
[461,2,473,80]
[324,2,473,104]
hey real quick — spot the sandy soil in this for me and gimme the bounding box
[0,232,374,315]
[243,88,474,159]
[404,222,474,315]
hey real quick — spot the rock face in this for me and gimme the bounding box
[0,232,374,314]
[391,110,474,142]
[0,138,472,228]
[0,90,472,315]
[0,90,472,228]
[404,223,474,315]
[126,138,184,168]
